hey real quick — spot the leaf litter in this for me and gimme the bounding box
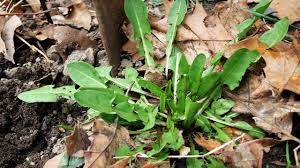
[3,0,300,167]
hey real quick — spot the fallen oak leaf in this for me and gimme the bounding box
[2,15,22,64]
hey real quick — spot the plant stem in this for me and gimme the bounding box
[241,8,300,30]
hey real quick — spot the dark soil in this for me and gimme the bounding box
[0,47,84,168]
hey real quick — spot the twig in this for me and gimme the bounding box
[114,133,245,159]
[126,81,135,96]
[8,0,23,13]
[5,0,13,12]
[88,117,119,168]
[0,0,7,7]
[16,34,50,62]
[39,0,53,24]
[294,145,300,166]
[0,9,52,16]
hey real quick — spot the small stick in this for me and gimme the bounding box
[16,34,50,62]
[0,0,7,7]
[39,0,53,24]
[8,0,23,13]
[294,145,300,166]
[114,133,245,159]
[126,81,135,96]
[0,9,52,16]
[5,0,13,12]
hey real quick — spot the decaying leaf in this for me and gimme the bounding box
[224,138,280,168]
[66,124,91,156]
[271,0,300,23]
[231,97,300,142]
[28,25,97,57]
[66,0,92,30]
[25,0,41,12]
[150,17,199,41]
[122,40,142,62]
[214,1,251,38]
[108,157,130,168]
[141,161,170,168]
[2,15,22,64]
[194,134,222,152]
[184,3,233,41]
[84,120,132,168]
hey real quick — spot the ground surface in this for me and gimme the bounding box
[0,48,84,167]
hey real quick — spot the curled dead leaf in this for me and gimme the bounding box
[2,15,22,64]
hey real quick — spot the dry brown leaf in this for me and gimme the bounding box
[25,0,41,12]
[122,40,142,62]
[84,120,132,168]
[144,69,167,87]
[28,25,97,58]
[65,124,91,156]
[66,0,92,30]
[141,161,170,168]
[43,153,64,168]
[224,138,280,168]
[108,157,130,168]
[271,0,300,23]
[163,0,173,16]
[150,18,199,41]
[2,15,22,64]
[223,127,253,142]
[215,1,251,37]
[184,3,233,41]
[177,41,211,64]
[226,36,300,95]
[230,97,300,141]
[194,134,222,152]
